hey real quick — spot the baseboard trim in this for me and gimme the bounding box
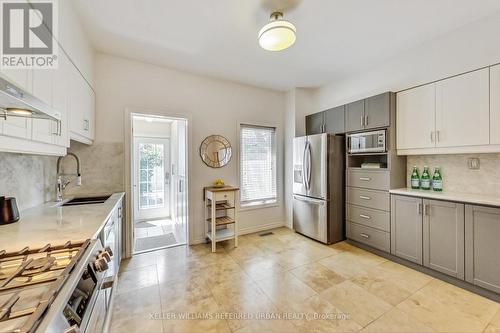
[347,239,500,303]
[189,221,287,245]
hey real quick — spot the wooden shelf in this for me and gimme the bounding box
[207,203,235,210]
[206,216,235,226]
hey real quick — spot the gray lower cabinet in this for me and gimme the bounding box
[391,195,423,264]
[324,106,345,134]
[465,205,500,293]
[305,112,325,135]
[345,100,365,132]
[364,92,391,129]
[423,199,465,279]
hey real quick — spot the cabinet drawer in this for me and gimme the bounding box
[347,187,389,211]
[347,169,389,190]
[347,204,390,232]
[347,222,390,252]
[206,191,235,203]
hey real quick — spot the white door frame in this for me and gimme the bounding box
[124,108,192,258]
[133,136,171,221]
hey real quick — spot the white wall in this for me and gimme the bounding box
[94,53,286,244]
[133,117,172,138]
[314,12,500,112]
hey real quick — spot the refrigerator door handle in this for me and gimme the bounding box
[293,195,325,205]
[306,142,312,190]
[302,142,308,189]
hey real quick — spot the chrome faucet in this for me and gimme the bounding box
[56,152,82,202]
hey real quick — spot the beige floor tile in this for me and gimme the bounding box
[289,262,345,293]
[397,280,499,333]
[318,251,382,279]
[159,276,213,313]
[255,271,317,310]
[162,297,231,333]
[225,243,267,264]
[111,285,163,333]
[491,309,500,327]
[320,280,392,327]
[117,264,158,295]
[238,256,286,281]
[234,319,300,333]
[367,260,433,292]
[361,307,434,332]
[286,295,362,333]
[119,251,158,272]
[268,248,314,270]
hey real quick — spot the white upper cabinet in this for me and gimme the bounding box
[491,64,500,145]
[69,64,95,143]
[397,67,497,155]
[397,83,436,150]
[435,68,489,148]
[52,51,70,147]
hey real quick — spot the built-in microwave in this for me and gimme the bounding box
[347,130,386,154]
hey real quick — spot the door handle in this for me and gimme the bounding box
[359,177,371,181]
[293,195,325,205]
[359,214,371,219]
[360,233,370,239]
[302,143,308,189]
[359,195,371,200]
[306,142,312,190]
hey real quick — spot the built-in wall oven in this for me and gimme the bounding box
[347,129,386,154]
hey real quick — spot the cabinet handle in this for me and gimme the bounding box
[52,120,62,136]
[424,204,429,216]
[359,177,371,181]
[417,203,422,215]
[364,115,368,127]
[359,214,371,219]
[436,130,441,142]
[359,195,371,200]
[430,131,435,143]
[83,119,89,131]
[360,233,370,239]
[360,115,364,127]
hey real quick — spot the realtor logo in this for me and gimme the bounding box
[1,0,58,69]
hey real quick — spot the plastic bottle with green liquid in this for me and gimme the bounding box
[420,166,431,190]
[432,167,443,192]
[410,166,420,189]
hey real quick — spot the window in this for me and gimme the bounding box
[240,124,277,207]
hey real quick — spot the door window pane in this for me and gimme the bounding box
[139,143,165,209]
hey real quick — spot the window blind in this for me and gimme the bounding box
[240,124,277,206]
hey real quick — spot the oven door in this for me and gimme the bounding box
[85,275,118,333]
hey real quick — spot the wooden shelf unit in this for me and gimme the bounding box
[204,186,239,252]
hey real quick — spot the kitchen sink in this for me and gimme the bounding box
[62,195,111,206]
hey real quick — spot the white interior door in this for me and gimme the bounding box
[134,137,171,221]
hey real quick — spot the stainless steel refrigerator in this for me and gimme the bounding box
[293,133,345,244]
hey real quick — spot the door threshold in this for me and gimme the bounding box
[133,242,187,255]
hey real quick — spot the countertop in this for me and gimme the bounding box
[390,188,500,207]
[0,192,125,253]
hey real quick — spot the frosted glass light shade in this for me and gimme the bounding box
[258,16,296,51]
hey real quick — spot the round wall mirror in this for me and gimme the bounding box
[199,135,232,168]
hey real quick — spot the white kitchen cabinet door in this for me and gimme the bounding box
[53,51,70,147]
[2,117,32,140]
[32,68,54,144]
[490,65,500,145]
[0,68,32,93]
[435,68,489,148]
[396,83,436,150]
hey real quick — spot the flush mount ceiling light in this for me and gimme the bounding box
[258,12,296,51]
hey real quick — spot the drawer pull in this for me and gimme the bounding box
[360,233,370,239]
[359,177,371,181]
[359,214,371,219]
[359,195,371,200]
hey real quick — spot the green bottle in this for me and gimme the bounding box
[411,166,420,189]
[432,167,443,192]
[420,166,431,190]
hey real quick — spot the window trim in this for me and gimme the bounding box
[238,122,280,209]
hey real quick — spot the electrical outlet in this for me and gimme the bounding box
[467,158,480,170]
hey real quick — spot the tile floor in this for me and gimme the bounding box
[111,227,500,333]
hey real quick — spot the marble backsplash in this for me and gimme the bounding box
[0,153,57,211]
[407,153,500,195]
[61,141,124,197]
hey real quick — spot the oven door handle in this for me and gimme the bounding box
[101,275,118,333]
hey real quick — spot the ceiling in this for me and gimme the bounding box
[73,0,500,91]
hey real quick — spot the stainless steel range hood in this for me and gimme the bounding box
[0,76,61,122]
